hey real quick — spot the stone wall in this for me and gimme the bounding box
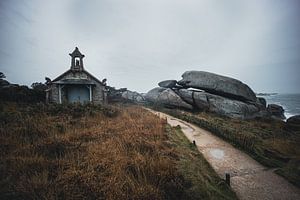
[93,82,105,104]
[49,85,69,104]
[50,84,59,103]
[61,87,68,103]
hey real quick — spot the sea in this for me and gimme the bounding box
[257,93,300,119]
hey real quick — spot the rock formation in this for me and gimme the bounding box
[256,97,267,109]
[144,87,167,103]
[117,70,286,120]
[286,115,300,131]
[176,89,209,110]
[158,80,177,88]
[267,104,286,120]
[145,71,276,119]
[205,93,261,119]
[145,87,193,110]
[121,90,145,103]
[176,89,261,119]
[107,86,127,102]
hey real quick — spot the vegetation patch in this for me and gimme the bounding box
[0,102,236,199]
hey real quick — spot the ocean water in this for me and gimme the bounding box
[258,94,300,119]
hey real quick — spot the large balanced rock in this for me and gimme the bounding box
[285,115,300,131]
[158,80,177,88]
[267,104,285,119]
[121,90,145,103]
[178,71,257,102]
[145,87,193,110]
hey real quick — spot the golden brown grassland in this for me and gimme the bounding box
[152,106,300,187]
[0,102,236,200]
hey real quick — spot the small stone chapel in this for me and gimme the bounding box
[46,47,107,104]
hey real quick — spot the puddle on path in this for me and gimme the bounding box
[210,149,225,159]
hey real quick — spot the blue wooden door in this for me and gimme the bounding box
[68,85,89,103]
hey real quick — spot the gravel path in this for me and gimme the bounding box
[149,109,300,200]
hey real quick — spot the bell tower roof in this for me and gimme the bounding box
[69,47,85,58]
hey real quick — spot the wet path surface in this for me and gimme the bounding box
[148,109,300,200]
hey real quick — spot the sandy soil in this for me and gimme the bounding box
[149,109,300,200]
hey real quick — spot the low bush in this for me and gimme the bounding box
[0,85,45,103]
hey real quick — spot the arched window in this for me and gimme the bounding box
[75,57,80,67]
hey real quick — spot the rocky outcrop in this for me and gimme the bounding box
[145,87,167,103]
[145,87,193,110]
[257,97,267,107]
[121,90,145,103]
[177,89,260,119]
[285,115,300,131]
[107,87,146,104]
[107,86,127,102]
[158,80,177,88]
[159,89,194,109]
[144,70,284,119]
[178,71,257,102]
[177,89,209,110]
[267,104,285,120]
[206,93,260,119]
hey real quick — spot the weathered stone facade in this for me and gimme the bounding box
[46,47,107,104]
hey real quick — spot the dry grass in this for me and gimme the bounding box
[0,102,236,199]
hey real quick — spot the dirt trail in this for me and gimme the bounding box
[149,109,300,200]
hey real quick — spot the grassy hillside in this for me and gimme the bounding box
[0,102,236,200]
[153,107,300,187]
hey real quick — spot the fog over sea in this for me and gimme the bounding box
[258,94,300,119]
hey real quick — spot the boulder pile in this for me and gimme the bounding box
[107,86,146,103]
[121,90,146,103]
[145,71,283,119]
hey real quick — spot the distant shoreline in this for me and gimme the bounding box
[256,93,278,96]
[260,93,300,119]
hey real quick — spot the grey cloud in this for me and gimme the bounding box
[0,0,299,93]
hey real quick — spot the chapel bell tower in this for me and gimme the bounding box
[69,47,85,71]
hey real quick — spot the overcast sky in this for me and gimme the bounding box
[0,0,299,93]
